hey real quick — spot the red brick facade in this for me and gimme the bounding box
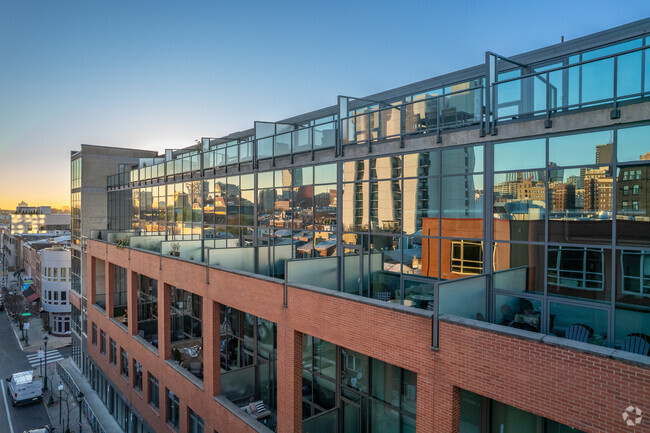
[86,240,650,433]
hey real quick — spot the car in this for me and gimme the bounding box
[6,371,43,406]
[0,299,4,310]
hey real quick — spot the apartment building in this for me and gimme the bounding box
[74,19,650,433]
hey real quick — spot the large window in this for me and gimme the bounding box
[120,348,129,378]
[170,286,203,379]
[148,373,159,410]
[137,274,158,347]
[220,305,277,427]
[460,389,585,433]
[167,390,180,430]
[133,359,143,392]
[451,241,483,275]
[188,408,204,433]
[302,335,417,433]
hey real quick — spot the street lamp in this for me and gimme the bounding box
[43,335,48,391]
[76,391,84,433]
[58,383,63,424]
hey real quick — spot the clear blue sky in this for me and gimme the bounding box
[0,0,648,208]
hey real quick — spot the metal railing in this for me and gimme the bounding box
[491,44,650,130]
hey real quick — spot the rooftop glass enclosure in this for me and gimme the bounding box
[100,27,650,356]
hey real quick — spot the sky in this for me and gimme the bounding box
[0,0,649,210]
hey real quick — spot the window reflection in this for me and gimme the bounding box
[494,171,545,242]
[617,163,650,246]
[548,167,613,244]
[547,245,611,301]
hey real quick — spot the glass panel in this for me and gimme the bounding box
[493,139,545,171]
[381,107,401,137]
[615,249,650,352]
[274,132,292,156]
[314,122,335,150]
[548,167,613,244]
[459,390,481,433]
[491,399,538,433]
[342,182,368,231]
[493,171,545,242]
[618,51,643,97]
[495,294,542,332]
[442,145,483,174]
[315,164,337,184]
[616,163,650,246]
[370,180,401,233]
[547,245,611,302]
[617,125,650,163]
[493,243,545,293]
[404,279,435,309]
[441,175,484,219]
[582,58,614,104]
[258,137,273,159]
[438,275,487,320]
[403,178,439,235]
[293,128,312,153]
[256,122,275,138]
[548,130,614,167]
[403,151,438,177]
[549,301,608,346]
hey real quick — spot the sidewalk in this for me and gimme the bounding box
[7,312,70,353]
[42,359,95,433]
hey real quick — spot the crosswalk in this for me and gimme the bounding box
[25,349,64,370]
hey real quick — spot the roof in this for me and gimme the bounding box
[12,371,35,385]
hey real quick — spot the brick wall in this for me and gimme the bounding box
[86,240,650,433]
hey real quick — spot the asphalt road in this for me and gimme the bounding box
[0,310,52,433]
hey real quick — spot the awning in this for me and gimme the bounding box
[26,292,40,303]
[22,283,32,292]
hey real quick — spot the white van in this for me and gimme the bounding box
[6,371,43,406]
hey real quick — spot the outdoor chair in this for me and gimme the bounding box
[565,324,593,343]
[621,333,650,356]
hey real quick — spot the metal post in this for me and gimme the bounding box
[43,336,48,391]
[58,383,63,424]
[77,391,84,433]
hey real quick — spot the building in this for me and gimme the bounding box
[9,203,70,235]
[73,19,650,433]
[69,145,159,377]
[20,236,72,335]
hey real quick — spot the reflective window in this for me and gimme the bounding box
[493,243,545,293]
[494,139,545,172]
[494,171,545,242]
[549,130,613,167]
[548,245,611,302]
[618,125,650,163]
[495,294,542,332]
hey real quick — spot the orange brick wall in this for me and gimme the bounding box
[85,240,650,433]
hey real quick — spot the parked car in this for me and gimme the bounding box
[6,371,43,406]
[0,299,4,310]
[23,427,52,433]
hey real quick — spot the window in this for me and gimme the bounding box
[121,349,129,378]
[188,408,204,433]
[110,340,117,366]
[548,246,604,290]
[621,251,650,296]
[61,268,66,279]
[622,201,629,211]
[623,185,629,196]
[633,184,639,195]
[636,169,642,180]
[633,201,639,211]
[100,331,106,355]
[134,360,143,392]
[91,323,97,346]
[451,240,483,274]
[61,291,66,302]
[148,374,159,410]
[167,390,180,430]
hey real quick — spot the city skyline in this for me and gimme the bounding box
[1,1,650,208]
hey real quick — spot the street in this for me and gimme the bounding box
[0,309,57,433]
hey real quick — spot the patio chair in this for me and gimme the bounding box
[621,333,650,356]
[499,304,514,326]
[565,324,593,343]
[188,362,203,378]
